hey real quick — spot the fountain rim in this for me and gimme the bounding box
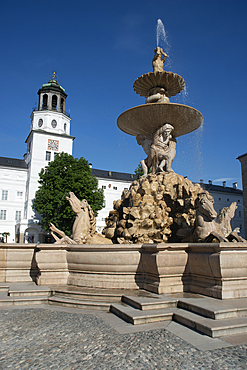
[117,102,203,138]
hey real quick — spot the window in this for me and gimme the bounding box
[46,151,51,161]
[239,211,242,217]
[42,94,48,109]
[218,198,221,201]
[113,186,117,190]
[101,217,106,221]
[64,123,67,133]
[238,200,241,203]
[102,186,106,189]
[227,199,229,201]
[0,210,6,220]
[17,191,23,197]
[52,95,57,110]
[1,190,8,201]
[240,224,242,232]
[15,211,21,221]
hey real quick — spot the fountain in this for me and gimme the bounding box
[103,45,243,245]
[4,25,247,307]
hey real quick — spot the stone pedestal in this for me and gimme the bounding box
[0,244,38,282]
[188,244,247,299]
[1,242,247,300]
[140,244,189,294]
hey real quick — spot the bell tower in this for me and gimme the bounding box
[21,73,74,238]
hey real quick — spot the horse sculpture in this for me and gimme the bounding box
[49,192,112,244]
[177,191,245,243]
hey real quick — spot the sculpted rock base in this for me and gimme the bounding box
[103,172,202,244]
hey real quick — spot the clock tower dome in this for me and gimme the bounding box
[21,73,74,240]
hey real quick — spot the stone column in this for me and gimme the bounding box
[237,153,247,238]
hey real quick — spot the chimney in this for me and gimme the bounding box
[89,163,92,168]
[233,182,238,189]
[222,181,226,188]
[108,171,112,176]
[208,180,212,185]
[200,179,203,184]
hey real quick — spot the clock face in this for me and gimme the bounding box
[51,119,57,128]
[38,118,43,127]
[47,139,59,151]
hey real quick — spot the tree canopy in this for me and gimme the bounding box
[134,163,144,179]
[32,153,104,236]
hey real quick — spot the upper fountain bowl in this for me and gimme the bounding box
[133,71,185,98]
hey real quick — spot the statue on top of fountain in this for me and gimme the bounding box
[145,47,170,104]
[136,123,176,176]
[152,46,167,72]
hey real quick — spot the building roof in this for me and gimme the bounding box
[92,168,136,182]
[199,182,243,195]
[237,153,247,160]
[0,156,28,169]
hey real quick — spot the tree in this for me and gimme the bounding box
[134,163,144,180]
[32,153,104,236]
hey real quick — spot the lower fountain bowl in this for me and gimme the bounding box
[117,102,203,138]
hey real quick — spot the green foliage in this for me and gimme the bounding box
[32,152,104,236]
[134,163,144,180]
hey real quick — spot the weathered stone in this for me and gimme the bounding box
[114,199,122,210]
[116,227,124,236]
[129,208,141,220]
[132,193,141,207]
[118,219,126,228]
[104,172,205,244]
[105,228,115,239]
[141,219,153,229]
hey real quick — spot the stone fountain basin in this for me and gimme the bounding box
[117,103,203,138]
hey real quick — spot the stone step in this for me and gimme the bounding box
[122,295,177,311]
[0,296,48,306]
[173,308,247,337]
[177,297,247,320]
[0,286,9,292]
[52,289,122,302]
[48,296,111,311]
[110,303,175,325]
[9,288,51,297]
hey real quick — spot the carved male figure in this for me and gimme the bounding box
[150,123,176,173]
[152,46,167,72]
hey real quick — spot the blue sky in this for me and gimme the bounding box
[1,0,247,188]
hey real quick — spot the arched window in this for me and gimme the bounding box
[42,94,48,109]
[52,95,57,110]
[60,98,64,112]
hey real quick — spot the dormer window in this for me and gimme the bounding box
[52,95,57,110]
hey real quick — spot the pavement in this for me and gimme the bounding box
[1,303,247,369]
